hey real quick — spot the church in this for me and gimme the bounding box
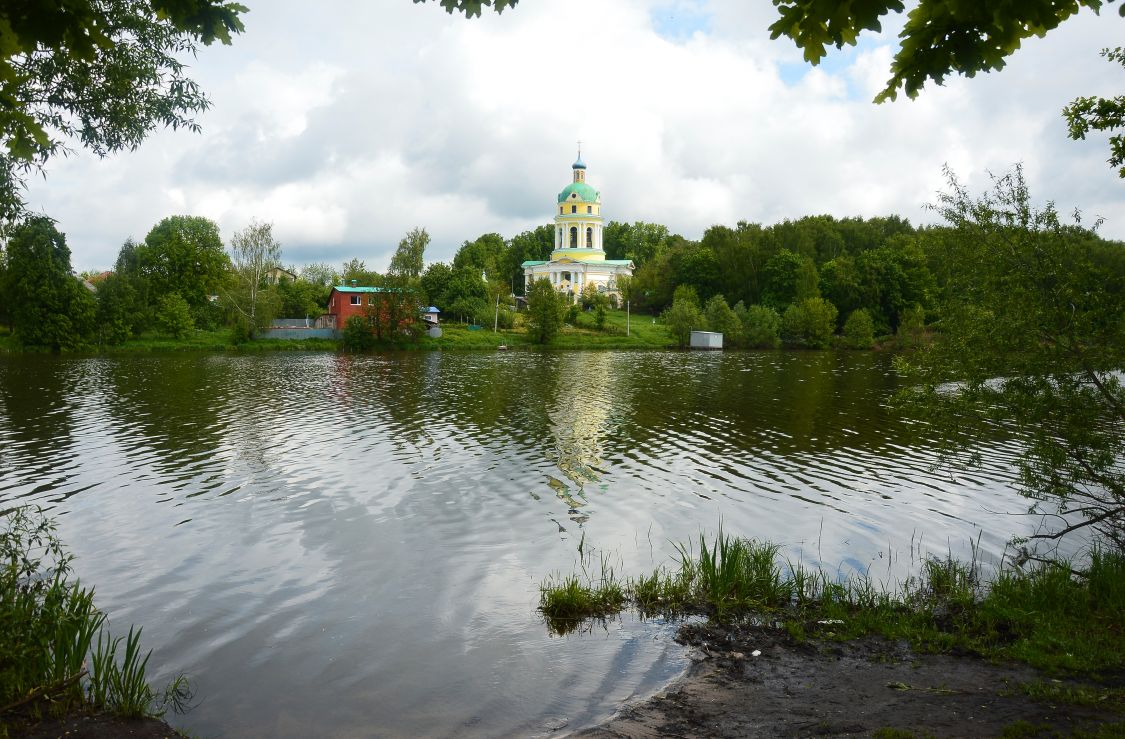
[522,152,634,302]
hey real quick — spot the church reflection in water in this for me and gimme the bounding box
[543,352,619,523]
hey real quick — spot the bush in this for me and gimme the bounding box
[705,294,741,345]
[526,277,565,344]
[741,304,781,348]
[156,293,194,339]
[663,285,705,348]
[341,314,374,351]
[843,308,876,349]
[782,297,838,349]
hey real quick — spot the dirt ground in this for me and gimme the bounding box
[5,711,182,739]
[578,622,1124,738]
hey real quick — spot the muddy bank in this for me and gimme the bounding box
[5,711,183,739]
[578,623,1123,738]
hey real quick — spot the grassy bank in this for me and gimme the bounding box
[0,508,186,735]
[540,531,1125,678]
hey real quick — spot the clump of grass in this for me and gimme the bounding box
[537,527,1125,678]
[0,506,188,722]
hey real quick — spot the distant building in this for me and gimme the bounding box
[326,285,384,328]
[266,266,297,284]
[522,151,634,302]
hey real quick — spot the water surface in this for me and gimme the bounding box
[0,351,1037,736]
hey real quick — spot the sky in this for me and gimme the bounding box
[24,0,1125,273]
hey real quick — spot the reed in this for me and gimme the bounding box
[538,527,1125,677]
[0,506,186,722]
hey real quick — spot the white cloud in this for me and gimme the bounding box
[21,0,1125,272]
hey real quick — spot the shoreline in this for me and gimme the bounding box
[578,621,1125,738]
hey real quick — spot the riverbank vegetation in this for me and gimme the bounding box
[0,507,186,735]
[540,529,1125,679]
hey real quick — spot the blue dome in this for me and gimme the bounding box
[572,156,586,170]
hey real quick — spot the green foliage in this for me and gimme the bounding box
[896,167,1125,549]
[704,294,741,344]
[3,217,95,350]
[896,303,926,347]
[413,0,518,18]
[0,1,246,221]
[95,271,141,344]
[341,258,379,287]
[538,528,1125,677]
[299,262,338,287]
[156,293,194,339]
[276,277,328,319]
[389,226,429,279]
[134,216,228,310]
[365,281,423,342]
[740,304,782,349]
[603,221,669,266]
[768,0,1123,104]
[453,232,506,279]
[504,225,553,295]
[225,220,282,334]
[341,314,374,351]
[781,297,838,349]
[420,261,454,308]
[0,507,178,720]
[525,277,564,344]
[761,248,809,310]
[662,285,705,348]
[843,308,876,349]
[1064,47,1125,177]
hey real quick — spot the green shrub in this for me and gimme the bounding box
[156,293,194,339]
[741,304,781,348]
[341,314,374,351]
[843,308,876,349]
[781,297,838,348]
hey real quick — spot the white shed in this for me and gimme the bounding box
[690,331,723,349]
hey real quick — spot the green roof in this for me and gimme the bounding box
[332,285,389,293]
[557,182,599,203]
[521,260,548,268]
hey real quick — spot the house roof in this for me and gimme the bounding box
[331,285,389,293]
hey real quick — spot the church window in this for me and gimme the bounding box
[571,205,576,213]
[587,205,592,213]
[559,207,563,215]
[569,227,578,247]
[586,227,593,248]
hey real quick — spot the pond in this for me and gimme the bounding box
[0,350,1034,736]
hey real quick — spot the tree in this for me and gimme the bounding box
[843,308,876,349]
[341,258,379,286]
[741,304,782,349]
[156,292,193,338]
[0,1,246,222]
[300,262,338,287]
[505,225,553,295]
[705,294,742,344]
[761,249,807,310]
[389,227,429,279]
[525,277,564,344]
[135,215,228,311]
[663,285,705,348]
[341,314,374,352]
[2,217,95,349]
[365,280,422,342]
[1064,47,1125,176]
[226,220,282,334]
[896,166,1125,551]
[768,0,1123,104]
[420,261,454,308]
[781,297,838,349]
[95,271,141,344]
[414,0,518,17]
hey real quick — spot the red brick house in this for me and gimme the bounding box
[326,285,386,328]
